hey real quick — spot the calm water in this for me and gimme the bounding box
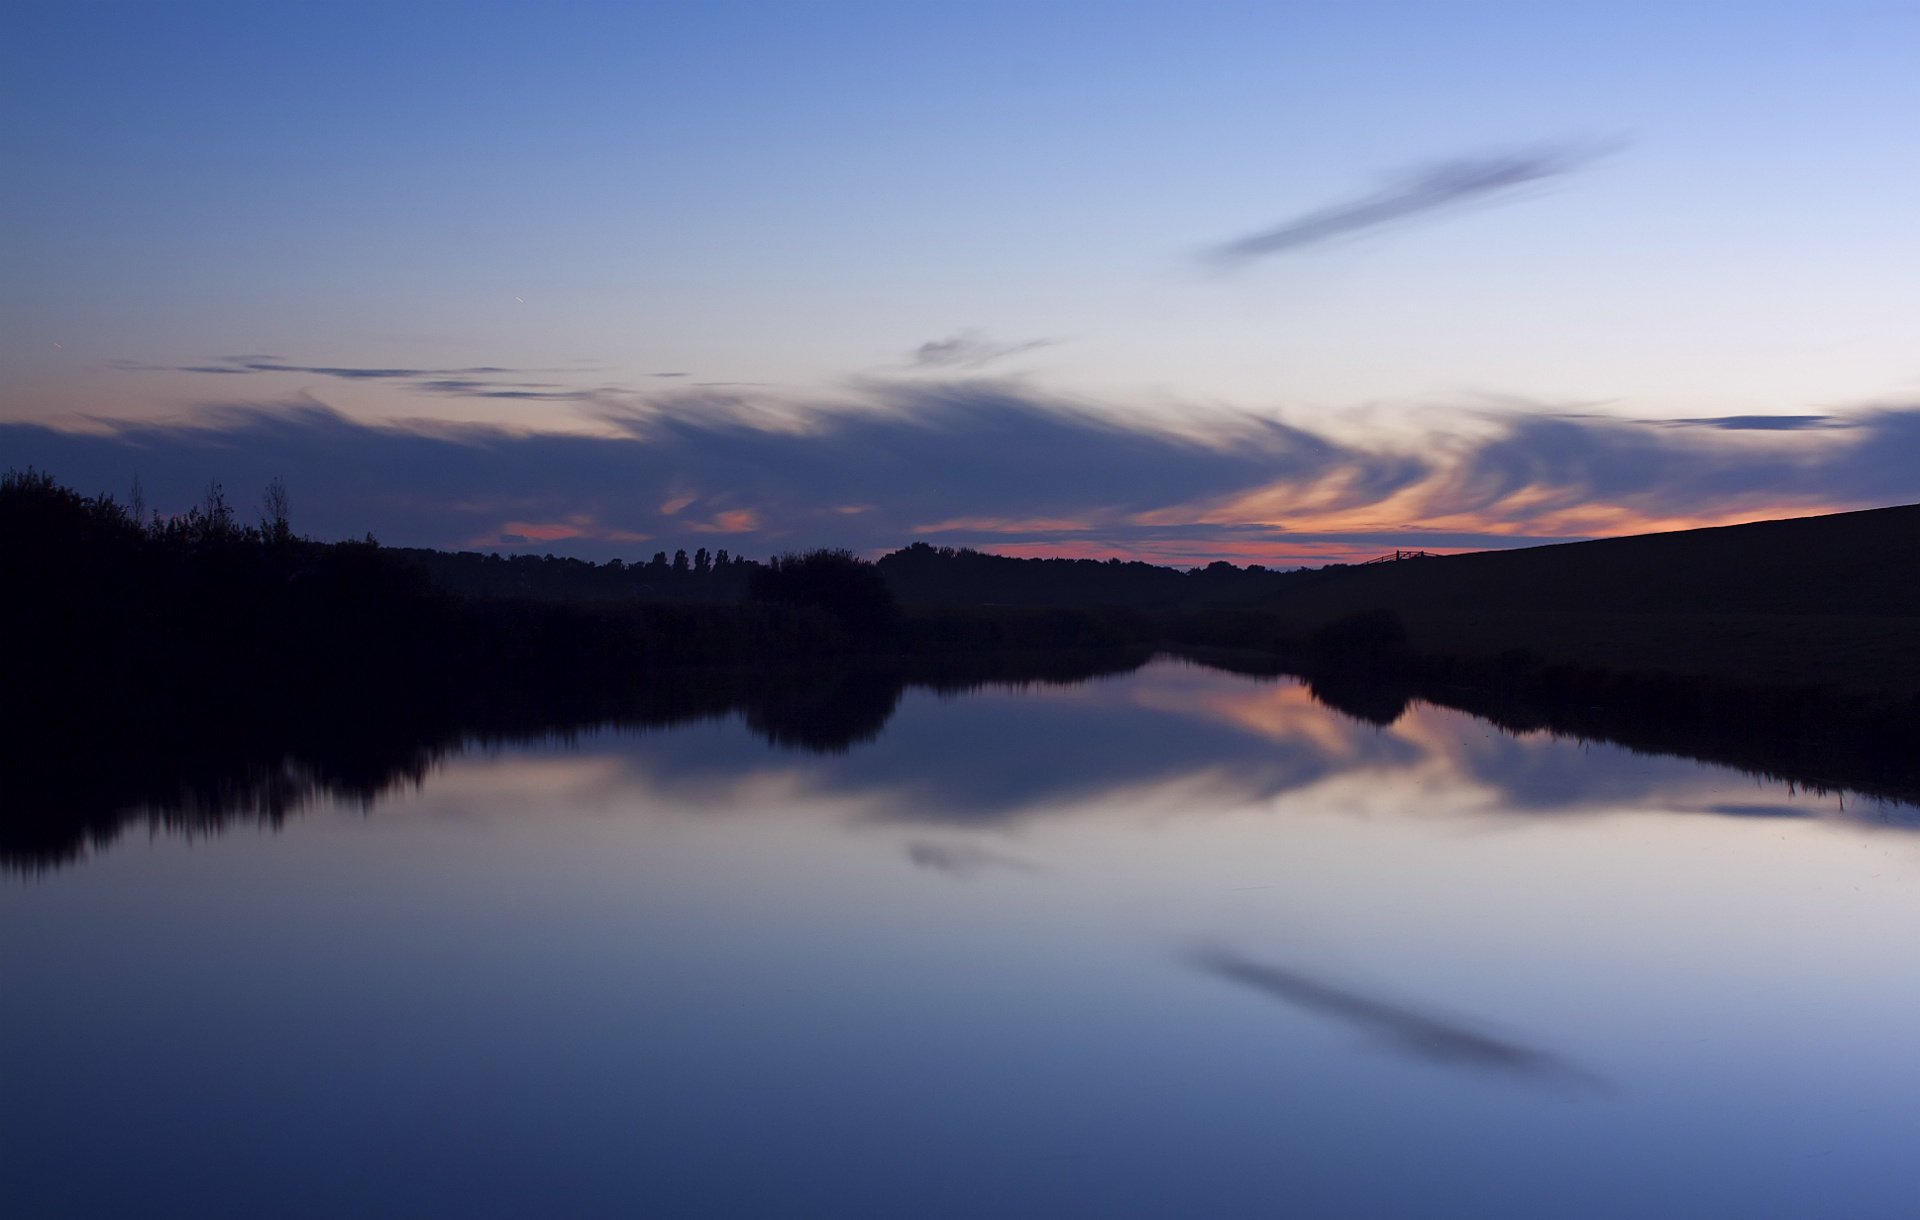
[7,658,1920,1218]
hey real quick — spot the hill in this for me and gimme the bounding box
[1259,503,1920,696]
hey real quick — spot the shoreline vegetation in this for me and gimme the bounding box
[7,468,1920,871]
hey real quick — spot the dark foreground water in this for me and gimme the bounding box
[7,658,1920,1219]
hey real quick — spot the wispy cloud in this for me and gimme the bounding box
[904,840,1041,878]
[910,330,1056,369]
[117,356,612,401]
[9,381,1917,564]
[1186,945,1603,1090]
[1204,143,1611,268]
[1661,415,1846,431]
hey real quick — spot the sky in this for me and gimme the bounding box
[5,0,1920,565]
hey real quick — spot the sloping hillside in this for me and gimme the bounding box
[1263,504,1920,695]
[1274,503,1920,619]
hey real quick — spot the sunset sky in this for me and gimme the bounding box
[6,1,1920,565]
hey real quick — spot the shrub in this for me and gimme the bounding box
[748,549,901,635]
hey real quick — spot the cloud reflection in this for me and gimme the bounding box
[1186,944,1604,1091]
[500,663,1863,835]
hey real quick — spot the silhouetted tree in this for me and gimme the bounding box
[261,476,291,545]
[694,546,711,574]
[195,479,238,544]
[673,549,689,573]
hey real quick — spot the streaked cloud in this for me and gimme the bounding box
[1661,415,1845,431]
[6,383,1917,565]
[1204,143,1610,268]
[910,330,1056,369]
[904,840,1040,878]
[115,356,612,402]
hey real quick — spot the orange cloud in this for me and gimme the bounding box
[691,508,761,534]
[494,519,585,542]
[472,514,651,549]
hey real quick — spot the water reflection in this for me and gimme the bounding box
[0,651,1142,871]
[4,652,1910,874]
[11,658,1920,1219]
[1186,944,1604,1092]
[594,664,1871,836]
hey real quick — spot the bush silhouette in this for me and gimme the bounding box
[749,548,900,635]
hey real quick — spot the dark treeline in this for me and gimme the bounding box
[0,469,1142,692]
[385,538,1341,610]
[390,542,758,603]
[14,467,1920,872]
[874,542,1338,608]
[0,469,1151,869]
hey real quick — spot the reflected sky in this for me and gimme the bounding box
[499,659,1878,832]
[8,660,1920,1218]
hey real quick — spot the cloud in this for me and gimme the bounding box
[7,386,1406,558]
[1185,945,1602,1089]
[1408,409,1887,527]
[8,383,1920,565]
[1204,143,1609,267]
[120,356,611,402]
[1662,415,1845,431]
[910,330,1056,369]
[903,840,1040,877]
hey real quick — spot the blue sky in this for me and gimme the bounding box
[5,1,1920,562]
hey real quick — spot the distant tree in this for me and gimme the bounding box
[715,548,730,568]
[673,549,690,573]
[649,551,668,572]
[606,557,625,571]
[694,547,711,574]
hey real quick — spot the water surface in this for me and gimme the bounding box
[7,659,1919,1218]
